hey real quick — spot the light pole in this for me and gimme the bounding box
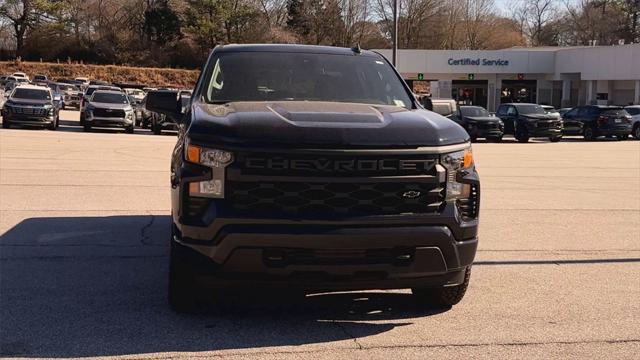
[392,0,398,66]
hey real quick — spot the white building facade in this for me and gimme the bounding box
[375,45,640,112]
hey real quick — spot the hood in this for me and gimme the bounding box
[465,116,501,122]
[188,101,469,148]
[522,113,558,120]
[89,102,132,110]
[6,98,51,107]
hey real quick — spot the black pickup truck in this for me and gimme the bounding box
[146,44,480,312]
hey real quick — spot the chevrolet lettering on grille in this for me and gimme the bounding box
[244,158,437,173]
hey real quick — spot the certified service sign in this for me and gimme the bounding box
[448,58,509,66]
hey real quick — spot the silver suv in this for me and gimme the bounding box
[83,90,135,133]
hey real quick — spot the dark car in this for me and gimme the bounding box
[145,44,480,312]
[496,103,563,142]
[561,105,632,140]
[83,90,135,133]
[1,85,59,130]
[451,106,504,142]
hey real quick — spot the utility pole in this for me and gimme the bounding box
[392,0,398,66]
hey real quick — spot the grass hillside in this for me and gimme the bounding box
[0,61,199,88]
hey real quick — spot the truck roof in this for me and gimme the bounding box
[215,44,380,57]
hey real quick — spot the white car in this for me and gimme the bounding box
[624,105,640,139]
[123,88,145,103]
[12,72,29,81]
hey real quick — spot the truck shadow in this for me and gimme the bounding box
[0,215,444,358]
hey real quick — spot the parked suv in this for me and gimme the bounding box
[80,85,121,124]
[496,103,563,142]
[452,105,504,142]
[83,90,135,133]
[1,85,59,130]
[561,105,632,140]
[146,44,480,312]
[624,105,640,139]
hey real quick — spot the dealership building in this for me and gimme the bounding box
[376,44,640,112]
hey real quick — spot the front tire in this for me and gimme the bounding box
[2,119,9,129]
[515,125,529,143]
[83,123,91,132]
[125,125,134,134]
[487,135,503,142]
[549,135,562,142]
[616,134,627,141]
[48,117,58,131]
[152,119,162,135]
[168,241,200,313]
[633,125,640,140]
[412,267,471,307]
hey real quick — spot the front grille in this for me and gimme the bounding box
[93,108,125,118]
[227,181,444,217]
[537,121,561,129]
[11,106,47,116]
[477,122,500,130]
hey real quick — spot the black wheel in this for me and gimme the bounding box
[80,113,85,126]
[152,120,162,135]
[412,267,471,307]
[2,119,9,129]
[125,125,134,134]
[168,240,200,313]
[487,135,503,142]
[616,135,627,141]
[583,126,596,141]
[515,125,529,143]
[549,135,562,142]
[48,117,58,131]
[83,123,91,132]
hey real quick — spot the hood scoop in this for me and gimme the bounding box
[267,102,391,128]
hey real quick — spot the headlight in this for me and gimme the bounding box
[185,143,233,198]
[440,147,474,200]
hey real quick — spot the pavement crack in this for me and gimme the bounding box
[140,212,156,246]
[333,321,363,350]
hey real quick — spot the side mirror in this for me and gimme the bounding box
[146,90,181,121]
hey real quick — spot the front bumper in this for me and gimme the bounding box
[467,126,503,139]
[525,120,563,137]
[86,115,133,128]
[2,113,54,126]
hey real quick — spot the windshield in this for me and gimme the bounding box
[460,107,490,117]
[127,89,143,96]
[12,88,50,100]
[91,92,128,104]
[205,52,413,109]
[516,104,545,115]
[17,78,29,83]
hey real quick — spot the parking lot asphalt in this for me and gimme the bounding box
[1,110,639,359]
